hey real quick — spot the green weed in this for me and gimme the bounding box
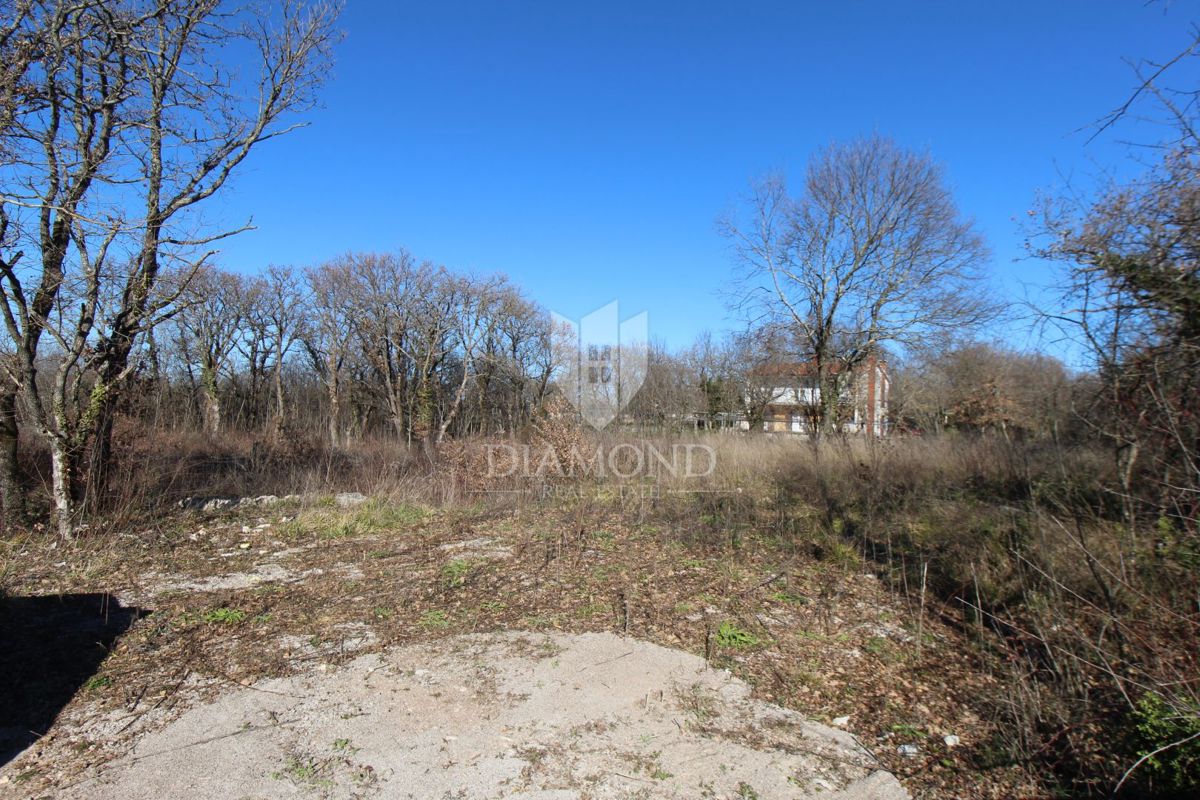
[202,607,246,624]
[715,621,760,649]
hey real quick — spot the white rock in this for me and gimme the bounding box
[832,716,851,728]
[943,734,960,747]
[335,492,368,508]
[897,744,920,757]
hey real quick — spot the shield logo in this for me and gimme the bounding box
[551,301,648,429]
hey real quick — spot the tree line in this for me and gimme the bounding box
[149,254,556,447]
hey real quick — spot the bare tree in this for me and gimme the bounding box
[891,342,1070,437]
[0,0,42,527]
[488,291,552,432]
[0,0,340,536]
[0,0,137,534]
[172,265,244,436]
[304,257,355,448]
[433,274,513,446]
[721,134,994,434]
[1033,45,1200,790]
[235,264,305,433]
[261,266,305,434]
[86,0,340,499]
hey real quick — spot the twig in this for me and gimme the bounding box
[735,571,786,597]
[115,668,192,735]
[1112,730,1200,796]
[916,559,928,658]
[575,650,635,673]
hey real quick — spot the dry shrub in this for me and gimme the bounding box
[620,431,1196,796]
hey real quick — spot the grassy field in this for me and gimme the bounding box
[1,431,1196,798]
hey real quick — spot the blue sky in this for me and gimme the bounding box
[209,1,1196,365]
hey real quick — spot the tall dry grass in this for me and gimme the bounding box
[12,413,1196,796]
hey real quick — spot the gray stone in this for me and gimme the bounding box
[61,632,910,799]
[334,491,368,508]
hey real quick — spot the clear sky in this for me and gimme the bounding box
[207,1,1197,365]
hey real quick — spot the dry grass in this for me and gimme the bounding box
[3,424,1196,797]
[0,492,1031,799]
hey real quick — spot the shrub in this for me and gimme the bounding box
[1127,693,1200,796]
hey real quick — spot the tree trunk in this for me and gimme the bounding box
[272,360,286,437]
[49,439,75,539]
[0,386,23,528]
[201,367,221,437]
[326,361,341,448]
[83,401,114,514]
[818,368,840,438]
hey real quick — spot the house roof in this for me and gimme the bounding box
[750,362,823,378]
[749,357,886,379]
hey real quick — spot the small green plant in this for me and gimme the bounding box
[679,685,717,723]
[272,756,327,787]
[863,636,893,659]
[419,609,450,629]
[84,675,112,691]
[715,621,760,649]
[372,606,394,620]
[575,603,608,619]
[890,723,928,739]
[442,558,471,589]
[202,607,246,624]
[736,781,760,800]
[332,737,359,754]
